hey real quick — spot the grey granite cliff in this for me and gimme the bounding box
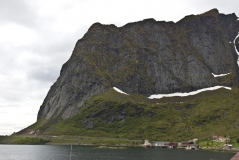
[37,9,239,120]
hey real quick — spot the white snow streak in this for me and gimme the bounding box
[113,87,129,95]
[148,86,231,99]
[233,32,239,67]
[212,73,230,77]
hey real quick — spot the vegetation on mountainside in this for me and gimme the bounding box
[0,136,48,144]
[199,140,239,148]
[20,86,239,143]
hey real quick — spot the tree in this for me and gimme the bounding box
[236,138,239,144]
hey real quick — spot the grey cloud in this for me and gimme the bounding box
[0,123,20,128]
[0,89,26,103]
[0,0,39,27]
[31,25,89,56]
[28,67,59,83]
[0,124,25,135]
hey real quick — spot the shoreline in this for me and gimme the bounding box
[1,142,239,154]
[200,147,239,153]
[1,135,239,154]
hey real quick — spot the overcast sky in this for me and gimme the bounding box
[0,0,238,135]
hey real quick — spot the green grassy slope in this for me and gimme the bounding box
[23,87,239,142]
[0,136,48,144]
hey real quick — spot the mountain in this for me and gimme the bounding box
[37,9,239,121]
[14,9,239,142]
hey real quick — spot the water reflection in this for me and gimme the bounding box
[0,145,235,160]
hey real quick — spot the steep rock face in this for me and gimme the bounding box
[38,9,239,120]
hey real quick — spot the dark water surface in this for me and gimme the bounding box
[0,145,235,160]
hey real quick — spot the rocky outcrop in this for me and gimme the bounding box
[37,9,239,120]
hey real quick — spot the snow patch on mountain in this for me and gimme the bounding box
[148,86,231,99]
[234,32,239,66]
[212,73,230,77]
[113,87,129,95]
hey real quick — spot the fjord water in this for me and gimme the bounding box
[0,145,235,160]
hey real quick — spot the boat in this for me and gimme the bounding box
[143,140,152,148]
[143,144,152,148]
[185,146,192,150]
